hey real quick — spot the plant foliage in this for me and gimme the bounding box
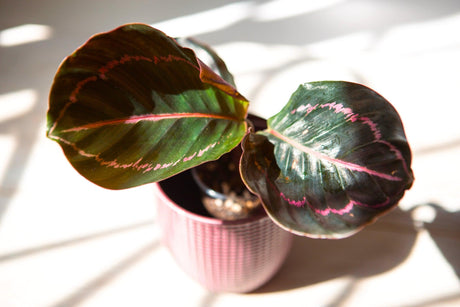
[47,24,248,189]
[240,81,414,238]
[47,24,414,238]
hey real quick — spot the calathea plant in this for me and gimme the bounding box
[46,23,414,239]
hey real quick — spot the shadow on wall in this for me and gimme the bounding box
[197,0,460,45]
[2,0,460,225]
[424,204,460,279]
[254,207,417,293]
[1,0,459,306]
[255,203,460,294]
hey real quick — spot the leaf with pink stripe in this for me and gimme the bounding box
[240,81,414,238]
[47,24,248,189]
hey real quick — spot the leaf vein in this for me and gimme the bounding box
[267,128,402,182]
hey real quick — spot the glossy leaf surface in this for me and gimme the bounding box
[47,24,248,189]
[241,81,414,238]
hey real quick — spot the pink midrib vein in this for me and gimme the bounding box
[59,113,241,133]
[267,128,402,182]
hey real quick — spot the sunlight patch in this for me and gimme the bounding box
[0,24,53,47]
[151,2,253,38]
[0,89,37,122]
[0,135,16,184]
[253,0,346,22]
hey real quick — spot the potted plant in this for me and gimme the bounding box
[46,23,414,292]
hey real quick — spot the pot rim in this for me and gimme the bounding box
[153,182,267,226]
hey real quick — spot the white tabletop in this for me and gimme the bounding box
[1,0,459,306]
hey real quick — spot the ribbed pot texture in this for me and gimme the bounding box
[154,178,293,293]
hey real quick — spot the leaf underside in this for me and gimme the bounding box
[47,24,248,189]
[241,81,414,239]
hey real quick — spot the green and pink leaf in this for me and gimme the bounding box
[47,24,248,189]
[241,81,414,238]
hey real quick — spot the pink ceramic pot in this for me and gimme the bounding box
[154,172,293,293]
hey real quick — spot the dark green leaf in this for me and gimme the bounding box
[47,24,248,189]
[241,81,414,238]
